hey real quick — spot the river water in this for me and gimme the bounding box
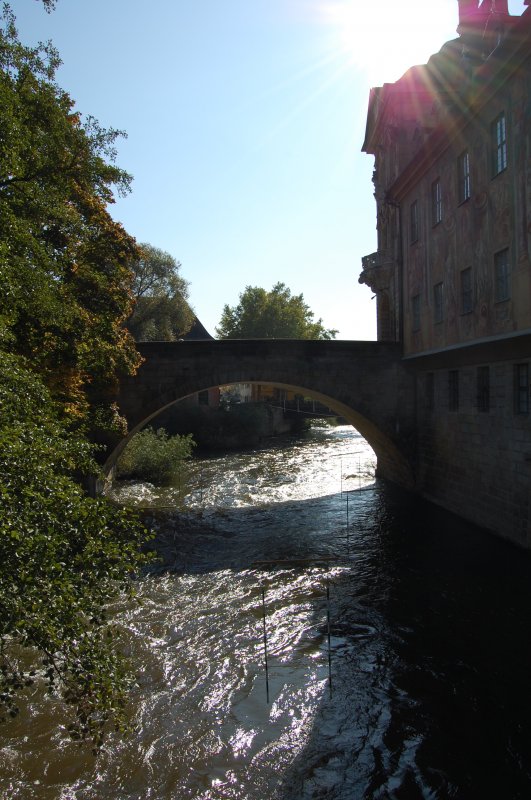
[3,423,531,799]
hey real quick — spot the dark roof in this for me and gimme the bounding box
[183,316,214,340]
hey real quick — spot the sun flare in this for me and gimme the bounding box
[320,0,458,86]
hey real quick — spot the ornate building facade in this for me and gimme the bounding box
[359,0,531,545]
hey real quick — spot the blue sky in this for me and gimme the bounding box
[12,0,527,339]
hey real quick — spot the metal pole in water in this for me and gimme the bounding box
[346,491,349,528]
[261,583,270,704]
[346,491,350,555]
[326,575,332,696]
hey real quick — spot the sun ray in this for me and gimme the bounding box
[315,0,458,87]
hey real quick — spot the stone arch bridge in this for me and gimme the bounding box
[110,339,417,488]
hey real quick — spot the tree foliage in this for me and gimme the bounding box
[0,351,151,746]
[0,7,153,744]
[117,426,195,485]
[36,0,57,10]
[126,243,194,341]
[0,5,140,431]
[216,282,338,339]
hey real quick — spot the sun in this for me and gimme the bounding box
[319,0,458,87]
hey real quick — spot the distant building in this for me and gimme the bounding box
[182,317,220,408]
[219,383,253,404]
[182,316,215,342]
[359,1,531,545]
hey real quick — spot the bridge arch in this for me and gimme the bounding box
[106,378,412,487]
[108,340,417,489]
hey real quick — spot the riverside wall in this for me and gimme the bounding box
[412,338,531,548]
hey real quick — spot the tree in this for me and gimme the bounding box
[126,243,194,341]
[216,282,338,339]
[0,5,141,434]
[0,6,152,744]
[0,351,150,746]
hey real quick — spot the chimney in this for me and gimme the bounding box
[492,0,509,13]
[458,0,479,26]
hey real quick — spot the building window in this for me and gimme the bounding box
[410,200,419,243]
[494,248,510,301]
[460,267,473,314]
[412,294,421,331]
[433,282,444,324]
[492,112,507,176]
[457,151,471,203]
[514,364,529,414]
[448,370,459,412]
[426,372,434,411]
[477,366,490,412]
[431,179,442,225]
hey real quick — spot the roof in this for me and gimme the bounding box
[182,316,215,340]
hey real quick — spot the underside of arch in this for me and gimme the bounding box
[105,379,415,490]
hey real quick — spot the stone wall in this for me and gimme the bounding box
[415,346,531,547]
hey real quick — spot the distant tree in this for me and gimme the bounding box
[126,244,194,341]
[216,282,338,339]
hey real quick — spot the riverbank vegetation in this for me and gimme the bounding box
[0,5,152,745]
[117,427,195,485]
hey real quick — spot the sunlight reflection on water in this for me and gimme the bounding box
[3,424,531,799]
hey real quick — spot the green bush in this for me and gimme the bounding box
[117,427,195,485]
[0,351,151,746]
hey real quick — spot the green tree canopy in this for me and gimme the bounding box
[126,243,194,341]
[0,6,151,745]
[216,282,338,340]
[0,5,140,432]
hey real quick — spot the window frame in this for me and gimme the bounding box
[410,200,419,244]
[494,248,510,302]
[457,150,471,204]
[514,363,529,415]
[492,112,507,176]
[477,366,490,413]
[460,267,473,314]
[431,178,442,226]
[433,282,444,324]
[448,370,459,412]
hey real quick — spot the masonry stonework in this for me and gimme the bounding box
[114,339,417,490]
[416,356,531,545]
